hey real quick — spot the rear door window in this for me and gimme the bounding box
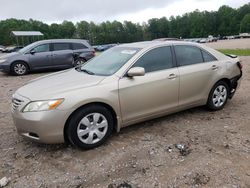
[53,43,71,51]
[72,43,87,50]
[202,50,217,62]
[175,45,203,66]
[132,46,173,73]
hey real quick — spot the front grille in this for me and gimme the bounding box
[12,98,24,112]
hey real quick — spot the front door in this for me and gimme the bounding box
[28,43,52,69]
[119,46,179,124]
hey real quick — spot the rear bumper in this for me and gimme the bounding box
[229,73,242,99]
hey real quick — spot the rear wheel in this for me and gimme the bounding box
[11,62,28,76]
[66,105,114,149]
[74,58,86,67]
[207,81,229,110]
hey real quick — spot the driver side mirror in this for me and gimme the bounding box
[127,67,145,77]
[30,50,36,55]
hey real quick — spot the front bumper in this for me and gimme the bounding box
[0,64,10,73]
[11,93,70,144]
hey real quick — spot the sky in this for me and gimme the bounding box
[0,0,249,24]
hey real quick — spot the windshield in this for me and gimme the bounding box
[80,47,141,76]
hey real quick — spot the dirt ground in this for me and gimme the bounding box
[205,38,250,49]
[0,41,250,188]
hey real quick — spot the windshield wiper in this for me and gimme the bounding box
[80,68,95,75]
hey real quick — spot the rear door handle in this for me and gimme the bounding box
[212,65,219,70]
[168,73,177,80]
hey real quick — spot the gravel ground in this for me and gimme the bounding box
[0,42,250,187]
[205,38,250,49]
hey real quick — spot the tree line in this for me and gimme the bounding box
[0,3,249,46]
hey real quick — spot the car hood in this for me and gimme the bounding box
[0,52,20,60]
[16,69,106,100]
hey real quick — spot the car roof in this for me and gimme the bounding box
[118,40,229,61]
[119,40,200,49]
[29,39,92,48]
[34,39,89,44]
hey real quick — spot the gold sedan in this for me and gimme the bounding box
[11,41,242,149]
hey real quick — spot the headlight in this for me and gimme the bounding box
[23,99,64,112]
[0,59,7,63]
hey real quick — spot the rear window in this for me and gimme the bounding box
[53,43,71,51]
[202,50,217,62]
[72,43,88,50]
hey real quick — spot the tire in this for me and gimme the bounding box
[207,81,229,111]
[74,58,86,67]
[11,62,28,76]
[66,105,114,149]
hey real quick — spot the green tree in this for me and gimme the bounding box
[240,13,250,32]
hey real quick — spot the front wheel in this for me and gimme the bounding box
[207,81,229,111]
[66,105,114,149]
[11,62,28,76]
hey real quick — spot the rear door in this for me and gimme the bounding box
[28,43,52,69]
[51,43,73,68]
[72,42,94,61]
[119,46,179,124]
[174,45,219,107]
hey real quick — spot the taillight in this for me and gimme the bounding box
[92,50,96,56]
[237,61,243,70]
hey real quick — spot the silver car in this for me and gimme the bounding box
[0,39,95,75]
[11,41,242,149]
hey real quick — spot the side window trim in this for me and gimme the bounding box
[200,49,205,62]
[170,45,178,68]
[70,43,73,50]
[49,43,53,51]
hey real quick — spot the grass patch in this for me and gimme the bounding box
[218,49,250,56]
[95,51,102,56]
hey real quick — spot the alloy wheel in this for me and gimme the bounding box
[14,63,27,75]
[212,85,227,107]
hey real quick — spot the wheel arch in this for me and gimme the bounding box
[63,102,118,143]
[217,78,231,89]
[11,60,30,71]
[207,78,231,103]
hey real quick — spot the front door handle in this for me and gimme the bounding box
[168,73,177,80]
[212,65,219,70]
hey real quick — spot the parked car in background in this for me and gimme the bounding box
[0,39,95,75]
[208,35,218,42]
[239,33,250,38]
[227,36,235,40]
[0,45,5,52]
[11,41,242,149]
[199,38,207,43]
[153,38,183,41]
[2,46,23,53]
[95,44,117,52]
